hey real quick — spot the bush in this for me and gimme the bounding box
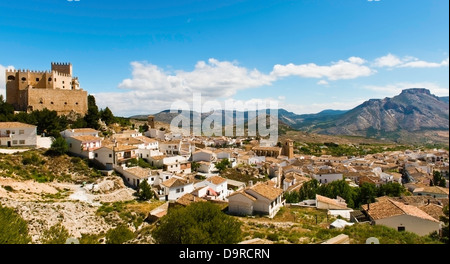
[267,233,279,241]
[3,185,14,192]
[106,225,135,244]
[0,204,31,244]
[47,137,69,156]
[153,202,242,244]
[41,223,70,244]
[22,152,43,166]
[136,180,153,201]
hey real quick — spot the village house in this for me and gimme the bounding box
[159,140,181,156]
[0,122,37,147]
[194,176,229,201]
[412,186,449,198]
[157,176,194,201]
[227,182,284,218]
[192,149,217,162]
[361,198,440,236]
[66,135,102,159]
[116,166,154,188]
[146,155,191,174]
[60,128,99,138]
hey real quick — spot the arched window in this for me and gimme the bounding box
[7,75,15,81]
[48,77,52,82]
[21,77,26,81]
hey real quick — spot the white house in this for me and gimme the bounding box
[145,128,165,140]
[115,166,155,188]
[196,161,217,173]
[0,122,37,147]
[313,173,343,184]
[160,140,181,156]
[227,182,284,218]
[147,155,191,174]
[194,176,228,201]
[362,198,440,236]
[94,147,114,170]
[192,149,216,162]
[158,176,194,201]
[316,194,349,210]
[66,135,102,159]
[61,128,99,138]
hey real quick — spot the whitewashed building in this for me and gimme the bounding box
[0,122,37,147]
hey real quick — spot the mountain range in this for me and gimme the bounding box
[131,88,449,144]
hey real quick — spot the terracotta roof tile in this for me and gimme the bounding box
[0,122,36,129]
[207,176,227,185]
[248,183,283,201]
[71,135,102,142]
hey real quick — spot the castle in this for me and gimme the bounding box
[5,62,88,116]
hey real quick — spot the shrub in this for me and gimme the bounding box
[106,225,135,244]
[267,233,279,241]
[0,204,31,244]
[41,223,70,244]
[3,185,14,192]
[153,202,242,244]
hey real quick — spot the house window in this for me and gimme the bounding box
[166,176,169,180]
[109,154,112,158]
[398,226,405,232]
[62,81,65,84]
[176,189,181,193]
[151,178,154,181]
[69,143,72,148]
[19,140,25,145]
[13,140,18,145]
[181,188,184,192]
[95,153,98,158]
[11,131,15,134]
[19,130,24,135]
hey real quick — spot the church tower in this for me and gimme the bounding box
[283,139,294,159]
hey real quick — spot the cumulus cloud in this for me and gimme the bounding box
[0,64,15,98]
[373,53,403,67]
[373,54,449,68]
[271,57,374,80]
[317,80,329,85]
[364,82,449,97]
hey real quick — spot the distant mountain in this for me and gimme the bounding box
[302,88,449,143]
[130,88,448,144]
[438,96,449,104]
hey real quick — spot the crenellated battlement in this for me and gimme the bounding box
[7,69,51,74]
[51,62,72,66]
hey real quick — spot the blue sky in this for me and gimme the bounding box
[0,0,448,116]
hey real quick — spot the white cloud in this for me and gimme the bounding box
[271,57,375,80]
[317,80,329,85]
[364,82,449,97]
[278,95,286,101]
[373,53,403,67]
[0,64,15,98]
[373,54,449,68]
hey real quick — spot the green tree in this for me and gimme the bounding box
[0,95,15,121]
[215,159,231,172]
[41,223,70,244]
[378,182,405,197]
[298,179,320,201]
[356,183,377,208]
[100,107,115,125]
[440,206,449,244]
[433,171,447,188]
[84,95,101,130]
[317,179,358,208]
[284,191,300,203]
[137,180,153,201]
[153,202,242,244]
[0,204,31,244]
[48,137,69,156]
[191,162,200,172]
[106,225,135,244]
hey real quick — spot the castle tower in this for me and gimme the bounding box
[148,115,155,129]
[51,62,72,76]
[283,139,294,159]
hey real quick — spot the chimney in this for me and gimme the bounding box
[249,180,253,187]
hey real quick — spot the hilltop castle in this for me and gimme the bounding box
[5,62,88,116]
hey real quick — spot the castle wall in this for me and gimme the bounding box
[5,63,88,116]
[26,88,88,115]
